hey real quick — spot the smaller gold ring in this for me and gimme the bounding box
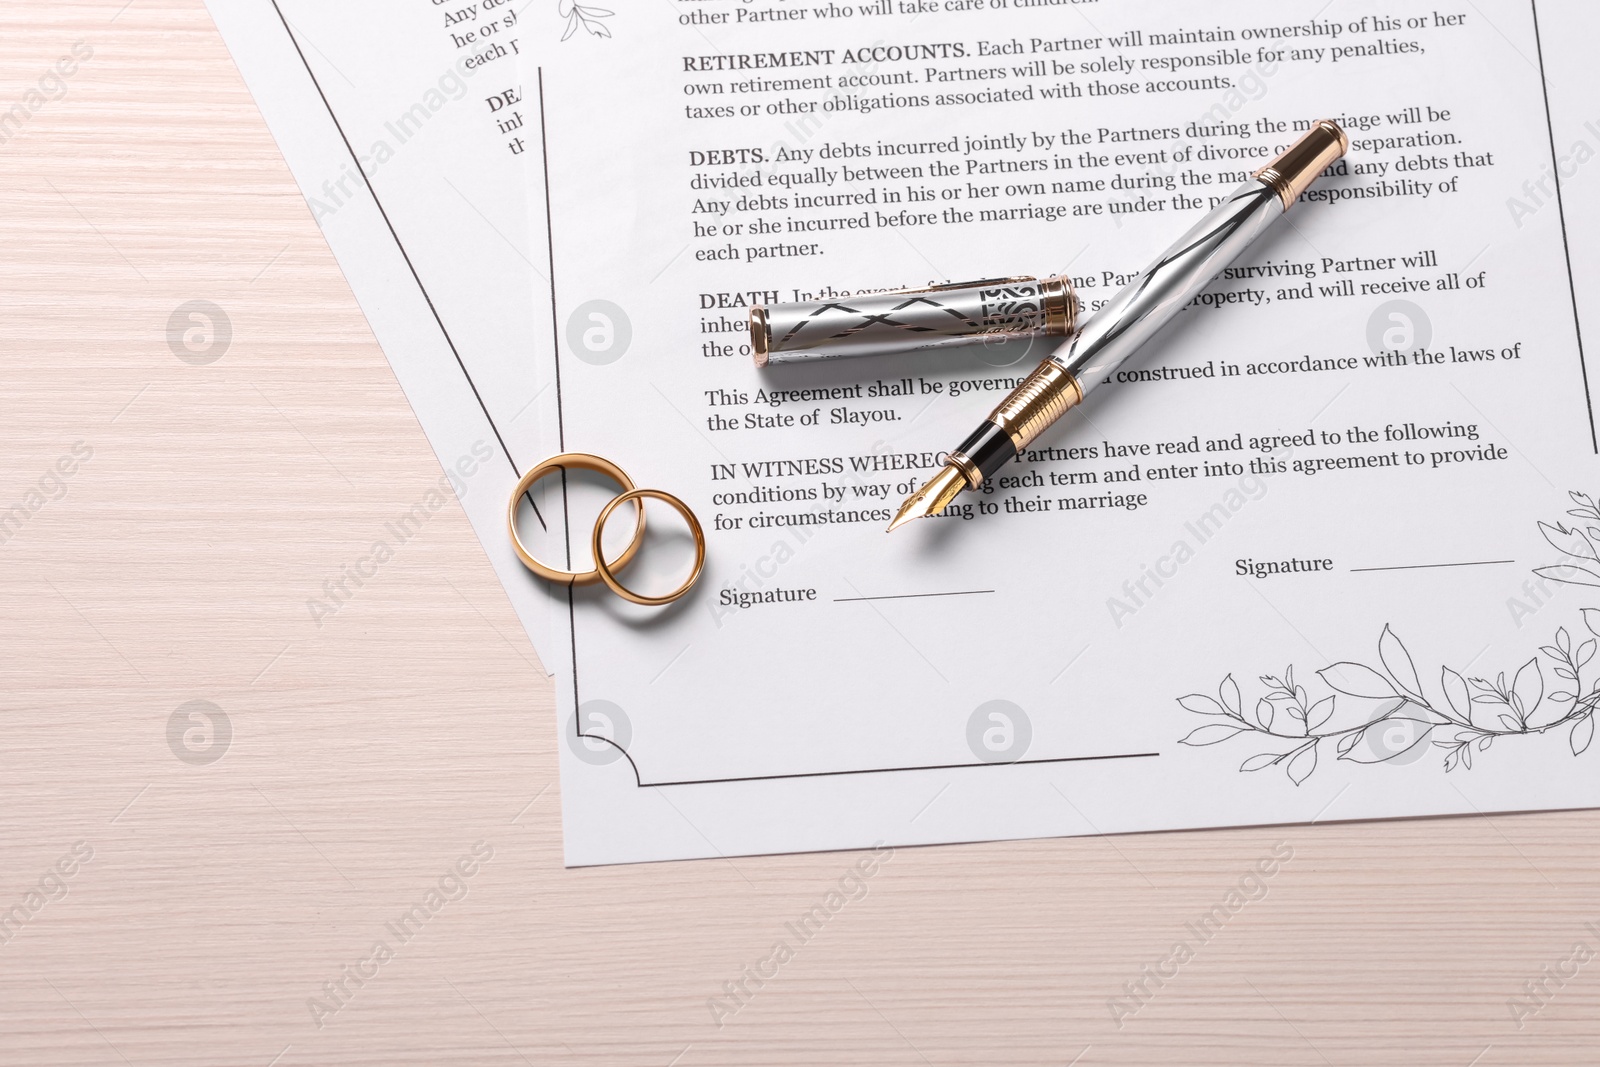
[591,489,706,607]
[507,452,646,585]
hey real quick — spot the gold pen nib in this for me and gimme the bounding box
[887,463,968,532]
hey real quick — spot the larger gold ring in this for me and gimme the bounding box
[592,489,706,607]
[506,452,646,585]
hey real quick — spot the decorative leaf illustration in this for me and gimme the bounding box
[1338,717,1433,763]
[1379,625,1423,699]
[558,0,615,40]
[1177,489,1600,784]
[1285,743,1318,786]
[1512,658,1545,726]
[1219,674,1241,716]
[1573,715,1595,757]
[1539,521,1599,563]
[1253,698,1275,732]
[1584,608,1600,639]
[1317,662,1398,700]
[1178,694,1231,717]
[1535,564,1600,588]
[1279,706,1307,737]
[1180,723,1246,747]
[1439,667,1472,725]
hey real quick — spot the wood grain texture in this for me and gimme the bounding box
[2,2,1598,1063]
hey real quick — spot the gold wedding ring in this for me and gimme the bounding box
[507,452,706,607]
[506,452,646,585]
[592,489,706,607]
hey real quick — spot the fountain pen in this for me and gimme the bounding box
[888,119,1349,532]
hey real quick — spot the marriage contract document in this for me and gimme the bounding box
[518,0,1600,866]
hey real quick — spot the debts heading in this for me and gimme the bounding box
[683,44,964,71]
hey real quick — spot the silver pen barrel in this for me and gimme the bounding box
[1058,178,1284,395]
[889,120,1349,531]
[1032,118,1350,439]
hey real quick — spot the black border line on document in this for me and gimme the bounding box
[268,0,546,522]
[1530,0,1596,452]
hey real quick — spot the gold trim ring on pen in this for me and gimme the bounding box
[592,489,706,607]
[506,452,646,585]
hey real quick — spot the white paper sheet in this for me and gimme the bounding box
[521,0,1600,865]
[206,0,574,664]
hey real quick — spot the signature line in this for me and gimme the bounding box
[1350,559,1515,573]
[835,589,995,603]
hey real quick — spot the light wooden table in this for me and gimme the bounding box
[3,2,1599,1064]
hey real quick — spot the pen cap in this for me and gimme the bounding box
[1253,120,1350,209]
[750,275,1077,367]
